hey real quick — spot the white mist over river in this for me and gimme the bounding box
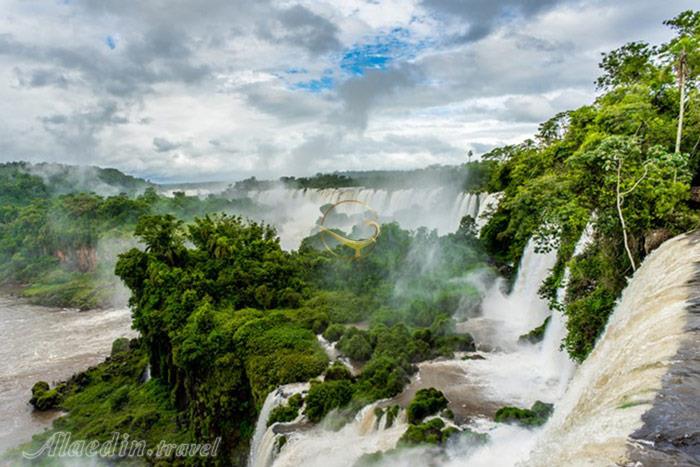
[0,297,135,452]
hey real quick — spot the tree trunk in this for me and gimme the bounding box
[616,160,636,272]
[675,51,687,154]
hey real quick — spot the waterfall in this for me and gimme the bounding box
[539,223,595,396]
[316,335,358,375]
[525,232,700,466]
[439,237,563,413]
[243,187,497,250]
[463,237,558,350]
[248,383,309,467]
[140,363,152,383]
[248,390,287,467]
[273,402,408,467]
[475,192,502,231]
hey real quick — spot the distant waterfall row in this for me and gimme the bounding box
[245,187,501,249]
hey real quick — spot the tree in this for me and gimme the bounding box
[133,214,184,266]
[596,41,655,90]
[662,11,700,153]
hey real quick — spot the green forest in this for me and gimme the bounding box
[0,163,260,309]
[4,10,699,466]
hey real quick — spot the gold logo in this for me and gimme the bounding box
[319,199,381,259]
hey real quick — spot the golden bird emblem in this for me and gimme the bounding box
[319,199,381,259]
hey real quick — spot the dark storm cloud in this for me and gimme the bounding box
[421,0,565,42]
[1,0,697,180]
[153,137,183,153]
[243,81,333,122]
[335,64,422,129]
[258,5,342,55]
[37,101,129,159]
[14,67,70,88]
[0,29,209,98]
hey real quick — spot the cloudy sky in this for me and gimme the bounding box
[0,0,695,182]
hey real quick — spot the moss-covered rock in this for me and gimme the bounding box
[111,337,131,356]
[494,400,554,426]
[383,405,400,428]
[29,381,62,411]
[268,393,304,426]
[518,316,551,344]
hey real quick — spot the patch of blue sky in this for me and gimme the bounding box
[105,35,117,50]
[285,67,307,75]
[291,28,431,92]
[339,27,424,76]
[293,74,334,92]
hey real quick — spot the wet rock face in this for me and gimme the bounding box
[29,381,60,411]
[627,261,700,466]
[691,186,700,204]
[644,228,673,255]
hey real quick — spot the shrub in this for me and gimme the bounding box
[323,323,346,342]
[398,418,459,446]
[325,363,353,381]
[355,356,411,400]
[434,333,475,356]
[267,394,304,426]
[337,331,373,362]
[267,404,299,426]
[304,380,354,423]
[518,317,550,344]
[406,388,449,424]
[494,400,554,427]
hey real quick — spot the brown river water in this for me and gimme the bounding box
[0,296,135,453]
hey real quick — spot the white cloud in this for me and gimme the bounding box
[0,0,694,181]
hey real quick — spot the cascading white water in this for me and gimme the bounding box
[249,390,286,467]
[461,237,558,350]
[249,383,309,467]
[244,187,495,250]
[525,232,700,466]
[317,335,359,375]
[474,192,502,231]
[539,223,594,396]
[273,402,408,467]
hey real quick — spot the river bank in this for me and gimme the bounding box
[0,296,135,453]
